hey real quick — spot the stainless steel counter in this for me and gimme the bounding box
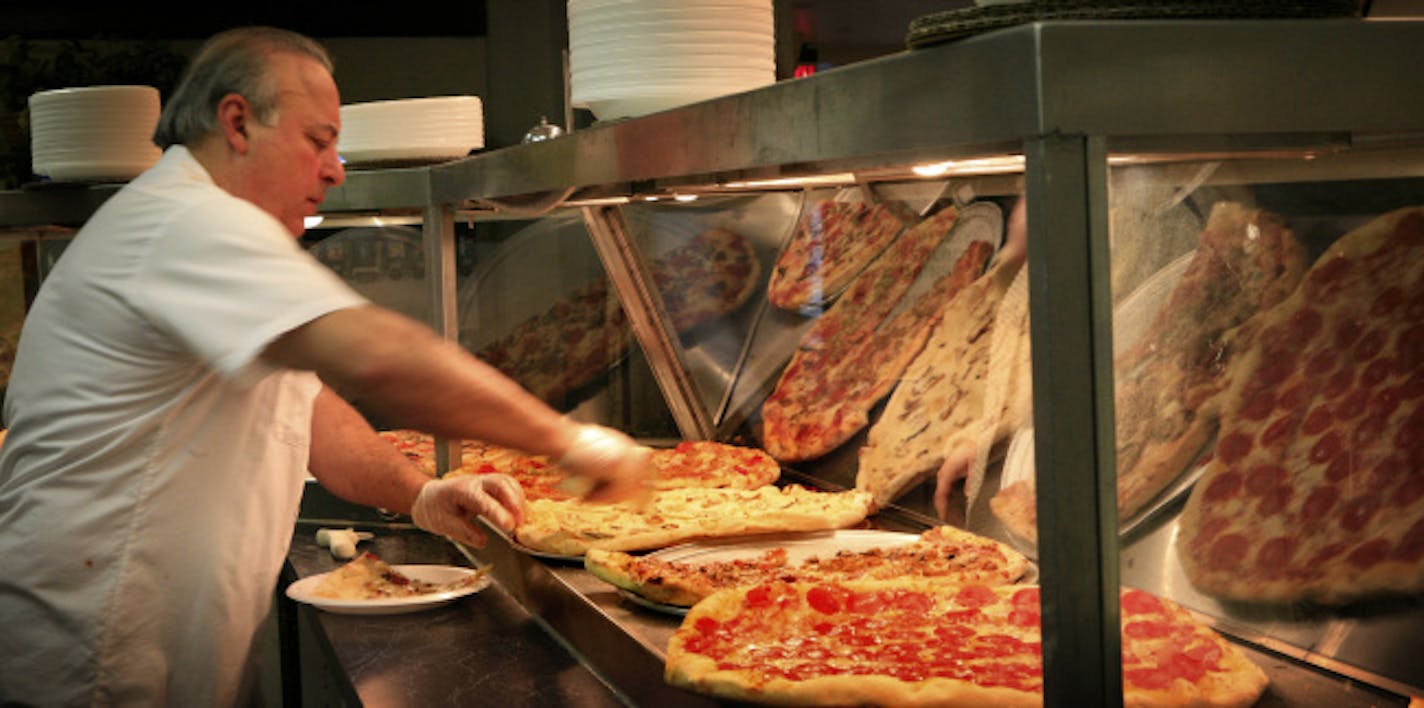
[283,520,628,707]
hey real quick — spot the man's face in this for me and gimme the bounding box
[237,53,345,237]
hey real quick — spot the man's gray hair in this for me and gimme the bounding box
[153,26,334,149]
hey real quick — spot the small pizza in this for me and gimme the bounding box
[478,227,758,405]
[666,579,1268,708]
[514,485,875,556]
[1177,206,1424,604]
[761,209,976,462]
[585,524,1029,608]
[857,254,1020,508]
[767,200,905,311]
[312,552,484,600]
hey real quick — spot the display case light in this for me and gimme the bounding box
[673,193,699,202]
[721,172,857,189]
[912,155,1025,177]
[303,216,324,229]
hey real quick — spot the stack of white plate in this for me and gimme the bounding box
[569,0,775,121]
[338,96,484,168]
[29,85,162,182]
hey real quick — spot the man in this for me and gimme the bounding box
[0,27,649,706]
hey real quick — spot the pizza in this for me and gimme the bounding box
[1113,202,1307,521]
[665,579,1268,708]
[381,431,781,501]
[1177,206,1424,604]
[477,226,758,405]
[760,208,978,462]
[857,254,1021,509]
[654,226,762,333]
[647,440,781,491]
[312,552,486,600]
[767,199,905,311]
[990,202,1308,544]
[514,485,875,556]
[584,524,1029,608]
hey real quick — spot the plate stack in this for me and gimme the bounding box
[569,0,775,121]
[338,96,484,168]
[29,85,162,183]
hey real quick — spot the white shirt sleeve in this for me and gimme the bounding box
[130,193,368,386]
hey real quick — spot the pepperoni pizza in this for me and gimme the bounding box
[1177,206,1424,603]
[665,580,1268,707]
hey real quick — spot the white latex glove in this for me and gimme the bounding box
[556,423,653,504]
[411,474,527,547]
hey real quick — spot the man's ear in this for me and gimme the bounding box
[215,93,252,154]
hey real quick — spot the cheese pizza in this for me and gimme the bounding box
[585,524,1029,608]
[666,579,1268,707]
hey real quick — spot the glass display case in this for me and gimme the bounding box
[422,18,1424,706]
[2,16,1421,707]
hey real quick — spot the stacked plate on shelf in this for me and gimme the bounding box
[338,96,484,168]
[569,0,775,121]
[29,85,162,183]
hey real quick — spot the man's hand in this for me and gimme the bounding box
[556,424,653,503]
[410,475,527,547]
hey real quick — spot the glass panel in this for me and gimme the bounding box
[621,192,802,432]
[454,211,677,439]
[1107,145,1424,697]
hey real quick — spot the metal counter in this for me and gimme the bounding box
[283,517,629,707]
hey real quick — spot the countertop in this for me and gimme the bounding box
[283,521,628,707]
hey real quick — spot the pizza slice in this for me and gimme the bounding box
[585,524,1030,609]
[760,210,980,463]
[767,200,905,311]
[856,255,1022,508]
[1177,205,1424,603]
[989,202,1308,544]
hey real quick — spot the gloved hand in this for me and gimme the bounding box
[411,474,527,547]
[556,423,653,504]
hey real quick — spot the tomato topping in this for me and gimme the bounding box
[953,584,998,609]
[806,584,846,614]
[744,584,775,609]
[1124,621,1171,639]
[1120,589,1164,615]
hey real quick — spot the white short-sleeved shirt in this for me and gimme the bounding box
[0,146,367,706]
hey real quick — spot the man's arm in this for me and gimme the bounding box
[265,304,649,503]
[265,305,577,460]
[305,384,427,514]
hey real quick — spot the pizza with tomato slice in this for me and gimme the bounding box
[666,579,1267,707]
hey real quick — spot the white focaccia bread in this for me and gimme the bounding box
[515,485,875,556]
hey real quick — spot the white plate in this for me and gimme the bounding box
[285,564,491,615]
